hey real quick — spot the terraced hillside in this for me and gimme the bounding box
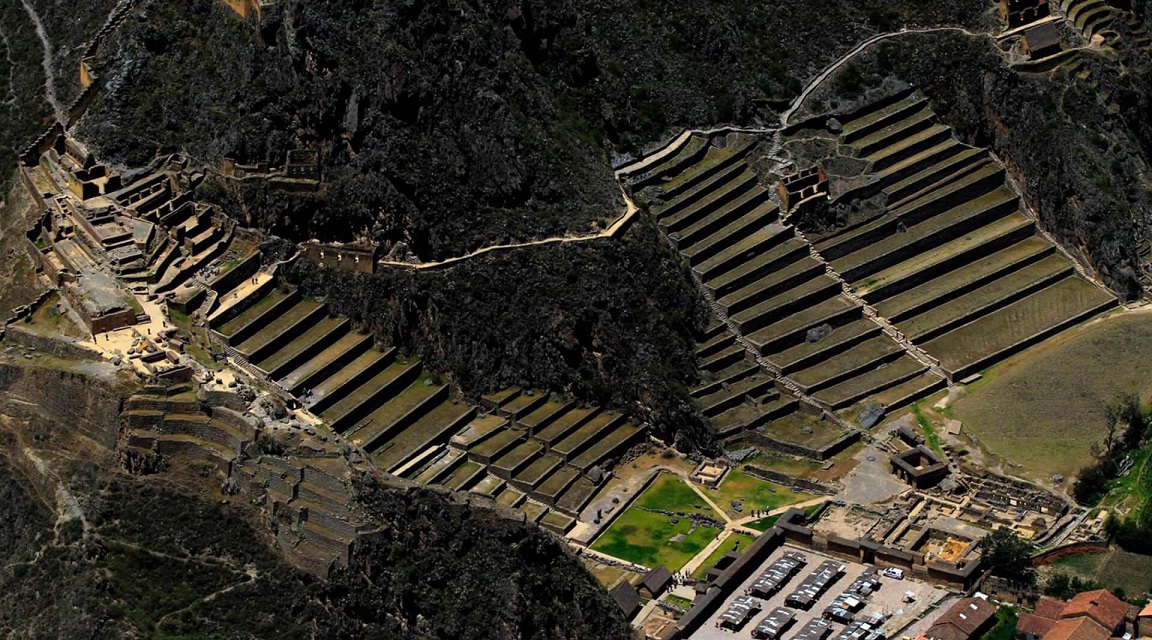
[209,284,645,534]
[630,94,1117,443]
[824,93,1117,379]
[1057,0,1152,48]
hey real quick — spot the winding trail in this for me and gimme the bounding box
[19,0,65,122]
[376,187,639,270]
[0,26,17,106]
[781,25,990,126]
[378,24,999,271]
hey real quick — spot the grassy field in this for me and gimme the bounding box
[910,403,944,453]
[634,473,720,517]
[690,532,756,579]
[708,468,817,517]
[590,507,722,571]
[1043,550,1152,595]
[951,312,1152,480]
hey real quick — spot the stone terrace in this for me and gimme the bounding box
[826,92,1116,380]
[630,96,1117,445]
[209,277,647,535]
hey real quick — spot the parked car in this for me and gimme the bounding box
[882,567,905,580]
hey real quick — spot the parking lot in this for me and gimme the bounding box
[691,545,950,640]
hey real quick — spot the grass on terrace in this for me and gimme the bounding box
[707,468,817,518]
[950,312,1152,481]
[633,472,720,517]
[590,473,724,571]
[590,508,721,571]
[761,413,847,449]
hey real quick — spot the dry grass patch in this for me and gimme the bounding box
[951,312,1152,480]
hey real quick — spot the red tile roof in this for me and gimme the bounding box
[1017,613,1058,637]
[1044,617,1111,640]
[927,598,999,640]
[1061,590,1131,632]
[1138,603,1152,618]
[1035,597,1068,620]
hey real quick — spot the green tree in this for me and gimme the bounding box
[1044,572,1073,599]
[978,528,1036,587]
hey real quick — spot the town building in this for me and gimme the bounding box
[924,597,999,640]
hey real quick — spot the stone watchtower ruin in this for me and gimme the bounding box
[999,0,1050,28]
[776,164,829,227]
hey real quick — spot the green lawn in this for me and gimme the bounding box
[746,502,824,532]
[709,468,817,518]
[746,514,782,532]
[690,532,756,579]
[590,507,722,571]
[634,472,721,518]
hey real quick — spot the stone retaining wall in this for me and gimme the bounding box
[743,465,835,495]
[738,428,860,461]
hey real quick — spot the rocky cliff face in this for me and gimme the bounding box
[0,359,126,448]
[0,354,628,639]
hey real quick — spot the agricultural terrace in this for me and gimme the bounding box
[1040,549,1152,595]
[590,473,724,570]
[951,313,1152,480]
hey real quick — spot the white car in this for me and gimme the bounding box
[882,567,905,580]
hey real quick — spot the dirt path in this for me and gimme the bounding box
[377,24,1003,273]
[781,26,991,126]
[377,187,639,270]
[19,0,64,122]
[22,446,91,535]
[0,26,17,106]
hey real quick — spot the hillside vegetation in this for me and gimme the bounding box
[80,0,992,260]
[0,450,627,639]
[288,220,715,450]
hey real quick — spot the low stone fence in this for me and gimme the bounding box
[743,465,835,495]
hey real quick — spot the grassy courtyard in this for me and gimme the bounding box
[708,468,817,518]
[633,472,718,516]
[951,313,1152,480]
[590,472,724,570]
[590,507,721,571]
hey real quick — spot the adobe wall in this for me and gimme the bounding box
[1030,541,1109,565]
[299,242,377,275]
